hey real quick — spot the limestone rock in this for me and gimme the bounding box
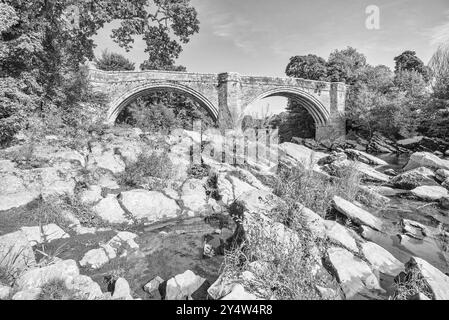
[79,185,103,204]
[435,169,449,182]
[79,245,117,269]
[237,189,284,215]
[300,207,326,236]
[324,220,358,252]
[89,150,126,174]
[93,195,128,224]
[0,284,11,300]
[165,270,207,300]
[64,275,103,300]
[107,232,139,251]
[0,231,36,282]
[279,142,327,169]
[0,173,40,211]
[326,247,383,299]
[144,276,164,295]
[332,196,382,231]
[12,288,41,300]
[20,224,69,246]
[360,242,403,276]
[403,152,449,172]
[221,283,260,300]
[180,178,208,213]
[15,259,79,291]
[119,189,180,223]
[112,277,133,300]
[410,185,449,201]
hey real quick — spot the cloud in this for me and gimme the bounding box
[430,10,449,46]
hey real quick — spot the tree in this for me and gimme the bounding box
[394,50,430,81]
[0,0,200,145]
[285,54,328,81]
[95,50,135,71]
[326,47,367,84]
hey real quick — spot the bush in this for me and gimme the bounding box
[118,152,174,188]
[95,50,135,71]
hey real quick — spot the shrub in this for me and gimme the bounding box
[95,50,135,71]
[118,152,174,188]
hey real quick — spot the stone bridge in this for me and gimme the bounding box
[88,69,347,141]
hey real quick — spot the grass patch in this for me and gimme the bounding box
[392,267,433,300]
[272,164,361,218]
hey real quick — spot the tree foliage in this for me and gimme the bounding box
[95,50,135,71]
[285,54,328,81]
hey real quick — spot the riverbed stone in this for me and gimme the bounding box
[64,274,103,300]
[332,196,382,231]
[410,185,449,201]
[79,245,117,269]
[435,169,449,182]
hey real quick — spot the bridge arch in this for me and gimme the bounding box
[242,87,330,127]
[106,82,219,124]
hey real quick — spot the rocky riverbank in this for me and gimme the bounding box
[1,126,449,300]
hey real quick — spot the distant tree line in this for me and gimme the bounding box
[283,47,449,141]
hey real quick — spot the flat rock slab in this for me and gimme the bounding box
[20,224,69,246]
[119,189,180,223]
[345,149,388,166]
[326,247,383,299]
[0,231,36,282]
[332,196,382,231]
[93,195,128,224]
[324,220,358,252]
[360,242,403,276]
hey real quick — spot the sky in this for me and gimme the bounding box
[92,0,449,116]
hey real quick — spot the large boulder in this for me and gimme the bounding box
[64,274,103,300]
[221,283,261,300]
[329,160,389,183]
[79,244,117,269]
[390,167,439,190]
[410,185,449,202]
[400,256,449,300]
[326,247,383,299]
[118,189,180,223]
[279,142,327,169]
[0,231,36,282]
[332,196,383,231]
[360,242,403,277]
[237,189,284,216]
[112,277,133,300]
[403,152,449,172]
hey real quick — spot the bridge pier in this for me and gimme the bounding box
[217,72,243,130]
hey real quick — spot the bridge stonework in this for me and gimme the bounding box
[88,69,347,141]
